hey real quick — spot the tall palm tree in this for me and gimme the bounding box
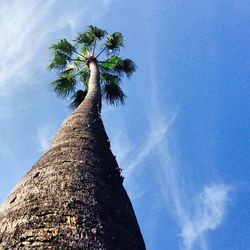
[0,26,145,249]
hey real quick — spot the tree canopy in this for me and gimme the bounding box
[48,25,136,110]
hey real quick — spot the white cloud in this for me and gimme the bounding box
[124,113,176,178]
[180,184,231,250]
[37,126,51,152]
[110,128,133,164]
[0,1,54,95]
[156,135,232,250]
[0,0,90,97]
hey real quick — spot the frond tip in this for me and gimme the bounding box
[105,32,124,53]
[50,76,76,98]
[48,52,69,71]
[87,25,107,40]
[50,39,75,55]
[100,56,136,78]
[104,81,126,106]
[115,58,136,77]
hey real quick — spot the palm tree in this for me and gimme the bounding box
[0,26,145,249]
[48,25,135,111]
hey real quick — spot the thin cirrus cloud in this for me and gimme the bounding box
[150,60,231,249]
[0,0,60,96]
[149,62,232,248]
[124,113,177,179]
[108,85,231,250]
[36,126,52,152]
[180,184,231,250]
[159,142,231,250]
[161,134,230,250]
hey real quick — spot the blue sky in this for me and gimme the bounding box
[0,1,249,249]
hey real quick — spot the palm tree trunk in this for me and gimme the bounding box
[0,60,145,249]
[79,59,101,114]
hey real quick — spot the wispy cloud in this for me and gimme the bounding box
[148,61,232,249]
[102,0,113,8]
[124,112,176,178]
[37,126,51,152]
[180,184,231,250]
[100,0,120,8]
[0,0,56,95]
[110,127,133,164]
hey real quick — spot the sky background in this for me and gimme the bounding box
[0,1,250,249]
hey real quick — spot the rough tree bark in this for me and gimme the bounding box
[0,60,145,249]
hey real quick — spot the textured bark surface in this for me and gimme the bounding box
[0,61,145,249]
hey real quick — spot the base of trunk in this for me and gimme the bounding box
[0,110,145,249]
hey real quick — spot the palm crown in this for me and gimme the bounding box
[48,25,136,110]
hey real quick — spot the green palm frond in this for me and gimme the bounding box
[104,82,126,106]
[50,39,75,56]
[59,68,75,77]
[48,40,76,71]
[76,32,95,47]
[102,73,126,105]
[50,75,76,98]
[75,26,106,47]
[68,90,87,110]
[101,73,120,84]
[88,25,107,40]
[80,47,90,58]
[114,58,136,77]
[73,56,84,68]
[48,52,69,71]
[100,55,121,70]
[104,32,124,53]
[100,56,136,77]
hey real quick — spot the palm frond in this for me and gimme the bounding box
[102,73,126,105]
[88,25,107,40]
[80,47,90,58]
[59,68,75,77]
[100,56,136,77]
[104,32,124,54]
[72,56,84,68]
[75,32,95,47]
[50,39,75,56]
[75,66,90,89]
[48,26,134,110]
[101,73,120,84]
[68,89,87,110]
[104,83,126,106]
[114,58,136,77]
[100,55,121,70]
[48,52,69,71]
[50,75,76,98]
